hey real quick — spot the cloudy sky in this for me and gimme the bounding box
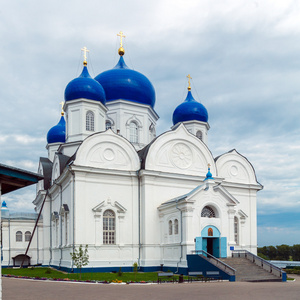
[0,0,299,247]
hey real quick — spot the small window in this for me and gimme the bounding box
[16,231,22,242]
[196,130,203,140]
[201,206,216,218]
[174,219,178,235]
[208,228,213,236]
[169,220,173,235]
[106,121,112,130]
[86,111,95,131]
[25,231,31,242]
[234,217,239,244]
[130,122,138,143]
[103,210,115,244]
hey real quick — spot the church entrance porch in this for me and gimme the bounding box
[195,225,227,258]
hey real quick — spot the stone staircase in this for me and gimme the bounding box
[219,257,282,282]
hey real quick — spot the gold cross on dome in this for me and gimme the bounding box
[81,46,89,64]
[117,31,126,47]
[60,101,64,116]
[187,74,192,90]
[208,163,211,168]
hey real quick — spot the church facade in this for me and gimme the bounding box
[22,37,262,272]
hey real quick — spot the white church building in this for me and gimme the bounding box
[2,36,263,273]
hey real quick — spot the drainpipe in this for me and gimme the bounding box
[68,165,75,272]
[49,194,52,266]
[54,181,63,269]
[175,199,183,273]
[37,222,39,264]
[136,169,141,270]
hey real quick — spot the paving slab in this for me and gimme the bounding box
[2,275,300,300]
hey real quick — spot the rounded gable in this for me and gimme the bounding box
[215,150,258,185]
[75,130,140,171]
[144,124,216,177]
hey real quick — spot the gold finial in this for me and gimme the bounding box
[187,74,192,91]
[208,163,211,168]
[81,46,89,66]
[60,101,65,116]
[117,31,126,56]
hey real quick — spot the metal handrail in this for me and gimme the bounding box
[231,250,284,277]
[191,250,236,275]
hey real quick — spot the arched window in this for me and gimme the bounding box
[16,231,22,242]
[234,217,239,244]
[103,210,115,244]
[174,219,179,235]
[201,206,216,218]
[86,111,95,131]
[208,228,213,236]
[106,120,112,130]
[25,231,31,242]
[130,122,138,143]
[196,130,203,140]
[169,220,173,235]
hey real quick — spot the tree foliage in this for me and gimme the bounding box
[70,244,89,278]
[258,244,300,260]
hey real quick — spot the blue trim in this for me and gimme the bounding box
[187,254,234,281]
[220,237,227,258]
[0,167,41,183]
[201,225,220,237]
[282,271,287,282]
[48,265,188,274]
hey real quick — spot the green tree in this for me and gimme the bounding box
[276,244,291,260]
[291,244,300,261]
[133,262,138,280]
[70,244,89,279]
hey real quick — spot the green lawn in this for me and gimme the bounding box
[2,267,179,282]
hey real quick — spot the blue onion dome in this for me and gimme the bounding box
[94,48,156,108]
[1,201,8,209]
[204,165,214,181]
[172,87,208,126]
[64,62,106,104]
[47,113,66,144]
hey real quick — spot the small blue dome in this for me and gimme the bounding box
[204,167,214,181]
[95,56,155,108]
[172,90,208,126]
[65,65,106,104]
[1,201,8,209]
[47,116,66,144]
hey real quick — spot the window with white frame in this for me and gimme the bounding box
[25,231,31,242]
[169,220,173,235]
[196,130,203,140]
[174,219,179,235]
[86,111,95,131]
[129,122,138,143]
[16,231,22,242]
[106,120,112,130]
[234,216,239,244]
[103,210,115,244]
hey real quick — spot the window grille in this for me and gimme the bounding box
[130,122,138,143]
[86,111,95,131]
[201,206,216,218]
[103,210,115,244]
